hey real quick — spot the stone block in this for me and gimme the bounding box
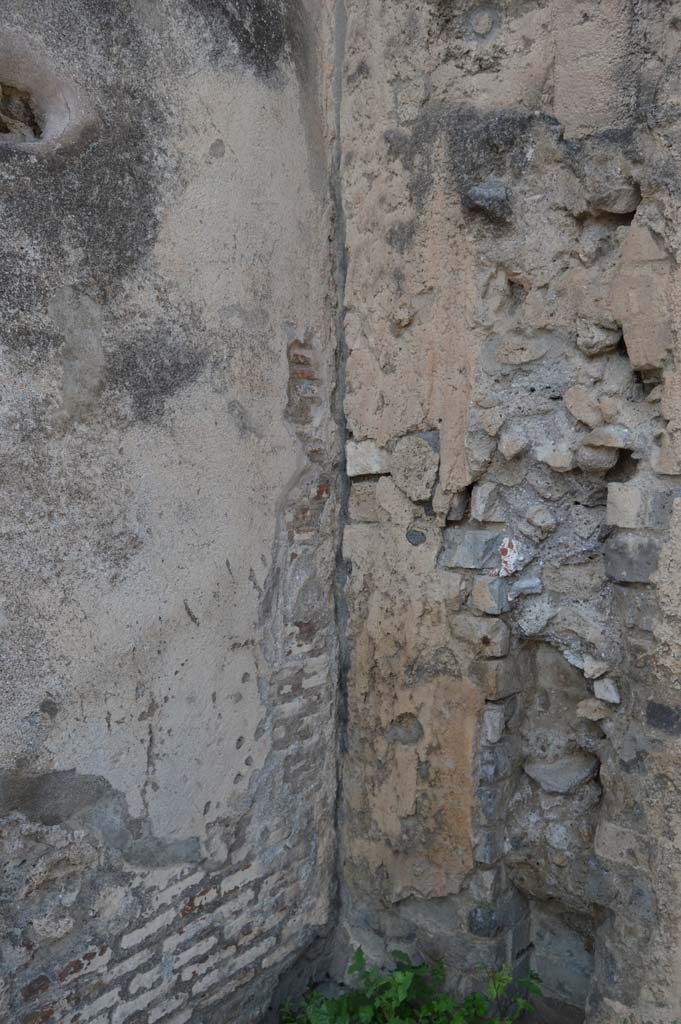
[652,431,681,475]
[470,646,534,699]
[469,865,502,902]
[390,435,439,500]
[576,698,610,722]
[349,481,380,523]
[523,753,599,794]
[589,180,640,216]
[498,887,530,930]
[564,385,602,428]
[466,430,496,477]
[498,430,528,461]
[471,576,509,615]
[526,505,557,538]
[531,909,593,1010]
[471,483,505,523]
[576,444,620,472]
[611,223,673,371]
[607,481,676,530]
[406,528,427,546]
[583,655,608,679]
[595,822,650,870]
[480,738,519,782]
[446,490,468,522]
[604,533,660,583]
[478,406,505,437]
[614,585,658,632]
[508,917,532,966]
[376,476,416,526]
[482,706,506,744]
[576,323,620,356]
[450,614,510,658]
[584,425,633,449]
[465,179,511,222]
[439,527,504,570]
[553,0,635,139]
[513,593,557,635]
[508,573,542,600]
[477,785,506,824]
[535,442,575,472]
[593,678,620,705]
[475,829,504,866]
[346,440,390,477]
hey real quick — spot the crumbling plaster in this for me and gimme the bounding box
[337,2,681,1022]
[4,2,681,1024]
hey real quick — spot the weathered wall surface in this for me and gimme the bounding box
[5,1,681,1022]
[337,1,681,1022]
[0,2,338,1022]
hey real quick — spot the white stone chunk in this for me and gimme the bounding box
[346,440,390,477]
[593,678,621,704]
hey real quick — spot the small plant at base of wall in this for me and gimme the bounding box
[281,948,541,1024]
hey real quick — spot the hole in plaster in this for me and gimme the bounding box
[527,903,595,1024]
[576,210,637,229]
[0,36,89,148]
[614,335,629,359]
[0,83,41,139]
[464,4,502,41]
[605,449,638,483]
[632,367,662,396]
[507,276,527,310]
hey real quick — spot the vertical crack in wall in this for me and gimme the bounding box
[332,0,350,747]
[332,0,350,857]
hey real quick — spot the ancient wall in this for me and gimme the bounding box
[4,2,681,1023]
[337,1,681,1022]
[0,3,338,1023]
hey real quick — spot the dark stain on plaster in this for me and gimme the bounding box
[387,220,416,253]
[188,0,308,83]
[184,599,201,626]
[0,770,201,867]
[432,0,550,34]
[0,116,165,325]
[106,326,207,421]
[386,714,424,745]
[385,104,645,237]
[385,105,536,216]
[38,698,59,719]
[347,59,370,85]
[0,70,166,359]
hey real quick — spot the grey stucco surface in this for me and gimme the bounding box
[0,2,338,1021]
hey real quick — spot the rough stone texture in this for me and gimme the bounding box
[6,1,681,1023]
[336,1,681,1021]
[524,753,600,796]
[0,3,337,1023]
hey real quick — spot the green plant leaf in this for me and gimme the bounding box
[279,949,542,1024]
[350,948,367,976]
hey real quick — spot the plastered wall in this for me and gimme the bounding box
[4,2,681,1024]
[0,3,338,1023]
